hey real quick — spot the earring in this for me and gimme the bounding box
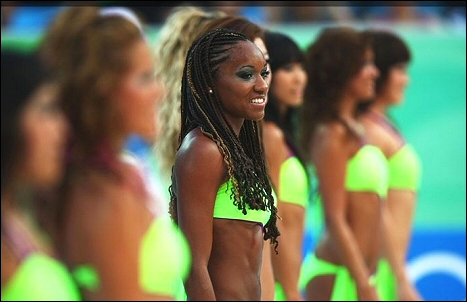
[209,88,213,94]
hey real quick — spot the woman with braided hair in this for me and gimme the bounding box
[169,27,280,300]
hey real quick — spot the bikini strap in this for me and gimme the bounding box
[336,116,368,147]
[367,110,406,145]
[1,216,39,261]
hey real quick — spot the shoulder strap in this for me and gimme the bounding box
[367,110,406,145]
[336,116,368,146]
[1,216,39,261]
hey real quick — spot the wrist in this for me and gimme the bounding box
[357,274,377,289]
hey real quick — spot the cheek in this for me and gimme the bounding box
[121,85,159,141]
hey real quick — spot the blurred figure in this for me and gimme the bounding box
[39,7,190,300]
[1,49,79,300]
[154,6,225,196]
[169,28,280,300]
[299,26,385,301]
[358,29,423,301]
[262,30,309,301]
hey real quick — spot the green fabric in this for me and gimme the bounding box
[72,265,99,292]
[140,216,191,297]
[278,156,309,208]
[376,258,397,301]
[71,216,191,298]
[388,144,422,191]
[213,179,275,226]
[346,145,389,198]
[2,253,81,301]
[298,252,359,301]
[274,282,286,301]
[304,166,325,250]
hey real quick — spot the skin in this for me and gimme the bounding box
[252,36,277,302]
[172,40,270,300]
[263,61,307,301]
[17,84,69,189]
[305,50,382,301]
[360,63,422,301]
[59,38,171,300]
[1,82,68,287]
[113,40,163,143]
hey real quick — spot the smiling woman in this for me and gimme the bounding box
[169,28,280,301]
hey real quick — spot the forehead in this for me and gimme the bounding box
[224,40,265,66]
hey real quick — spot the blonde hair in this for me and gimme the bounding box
[153,6,225,181]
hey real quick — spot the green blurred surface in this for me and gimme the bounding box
[3,22,465,229]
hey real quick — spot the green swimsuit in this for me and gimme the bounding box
[1,217,81,301]
[299,143,389,300]
[274,154,310,301]
[214,178,275,227]
[367,112,423,300]
[72,216,190,298]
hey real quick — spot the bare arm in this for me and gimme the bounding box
[382,192,422,301]
[312,124,379,300]
[263,122,305,300]
[71,173,172,300]
[173,130,226,301]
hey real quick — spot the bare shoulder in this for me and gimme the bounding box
[174,128,226,183]
[262,121,285,145]
[67,168,152,240]
[312,121,348,151]
[262,121,289,167]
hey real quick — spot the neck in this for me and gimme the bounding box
[369,100,388,116]
[339,98,357,122]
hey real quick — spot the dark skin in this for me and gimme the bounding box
[172,40,269,300]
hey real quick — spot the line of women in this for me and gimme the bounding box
[1,4,422,301]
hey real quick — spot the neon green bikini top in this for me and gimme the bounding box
[365,111,422,192]
[2,253,82,301]
[345,144,389,198]
[213,179,276,227]
[1,215,81,301]
[72,216,191,298]
[279,156,309,208]
[387,144,422,191]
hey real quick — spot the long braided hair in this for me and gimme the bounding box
[169,28,280,250]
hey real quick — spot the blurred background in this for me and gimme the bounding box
[2,1,466,300]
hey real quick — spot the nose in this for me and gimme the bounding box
[255,75,269,95]
[371,64,380,79]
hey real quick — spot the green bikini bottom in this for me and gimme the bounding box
[298,253,360,300]
[298,253,396,301]
[375,257,397,301]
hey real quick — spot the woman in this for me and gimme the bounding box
[155,12,277,300]
[1,49,79,300]
[202,16,278,300]
[359,29,423,301]
[299,26,386,301]
[262,30,310,301]
[169,28,280,301]
[39,7,190,300]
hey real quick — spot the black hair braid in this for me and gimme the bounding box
[169,28,280,251]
